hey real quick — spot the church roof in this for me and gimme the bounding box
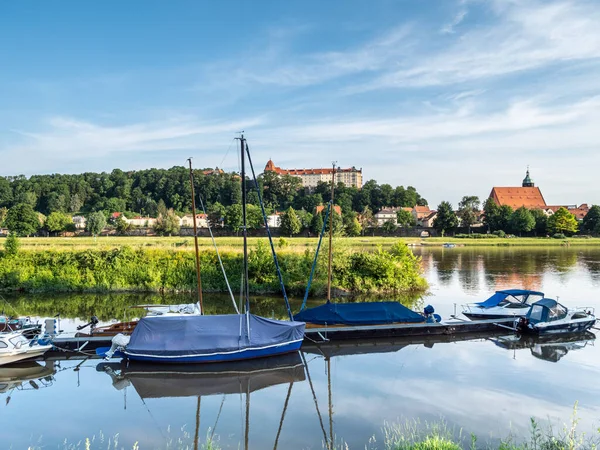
[489,187,547,209]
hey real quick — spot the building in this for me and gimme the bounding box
[264,160,363,189]
[180,214,208,228]
[315,205,342,216]
[411,206,432,225]
[489,169,547,209]
[489,168,589,219]
[374,207,405,226]
[72,215,87,230]
[266,212,281,228]
[420,211,438,228]
[126,216,158,227]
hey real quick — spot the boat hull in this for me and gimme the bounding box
[124,339,304,364]
[463,312,525,320]
[523,318,596,335]
[0,346,52,367]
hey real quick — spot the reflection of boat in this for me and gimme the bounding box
[442,243,455,248]
[0,361,55,395]
[490,332,596,362]
[98,352,306,450]
[516,299,596,335]
[97,352,306,398]
[462,289,545,320]
[0,332,53,366]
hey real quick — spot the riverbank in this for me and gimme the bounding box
[0,241,427,294]
[2,235,600,252]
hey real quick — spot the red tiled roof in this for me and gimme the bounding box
[489,187,547,209]
[264,160,360,176]
[315,205,342,215]
[546,205,590,220]
[414,206,430,213]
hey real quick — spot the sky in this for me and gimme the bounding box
[1,0,599,207]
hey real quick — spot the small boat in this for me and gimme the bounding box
[100,135,305,364]
[442,243,456,248]
[515,298,596,335]
[0,332,53,366]
[462,289,544,320]
[0,315,42,339]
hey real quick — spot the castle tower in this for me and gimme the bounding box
[522,167,534,187]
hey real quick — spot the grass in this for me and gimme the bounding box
[2,235,600,252]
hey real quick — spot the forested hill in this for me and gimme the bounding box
[0,167,427,216]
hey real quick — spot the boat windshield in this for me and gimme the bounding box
[498,293,544,307]
[9,334,29,348]
[528,305,545,323]
[547,303,568,322]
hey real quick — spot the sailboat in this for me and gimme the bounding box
[294,164,439,328]
[100,135,305,363]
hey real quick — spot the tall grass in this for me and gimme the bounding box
[0,241,427,295]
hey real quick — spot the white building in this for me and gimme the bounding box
[180,214,208,228]
[72,215,87,230]
[126,216,158,227]
[266,212,281,228]
[264,160,363,189]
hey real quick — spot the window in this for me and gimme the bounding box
[528,305,545,322]
[0,341,7,348]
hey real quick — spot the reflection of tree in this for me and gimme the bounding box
[579,250,600,284]
[429,249,459,287]
[549,250,578,274]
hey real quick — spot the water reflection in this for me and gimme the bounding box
[0,361,55,405]
[489,332,596,363]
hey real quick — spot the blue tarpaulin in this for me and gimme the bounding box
[124,314,305,362]
[476,289,544,308]
[293,301,425,326]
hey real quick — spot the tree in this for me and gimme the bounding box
[458,196,480,233]
[69,193,83,213]
[5,203,41,236]
[0,206,7,227]
[115,215,131,234]
[483,198,500,231]
[225,204,243,234]
[396,209,415,227]
[548,207,578,235]
[310,212,324,235]
[530,209,548,236]
[157,199,168,218]
[358,206,374,234]
[295,209,313,231]
[279,207,301,237]
[497,205,513,233]
[245,204,264,230]
[154,208,180,236]
[345,217,362,237]
[510,207,535,236]
[582,205,600,235]
[46,212,72,234]
[86,211,107,237]
[382,219,397,234]
[326,209,345,235]
[433,201,458,237]
[207,202,226,228]
[4,232,20,256]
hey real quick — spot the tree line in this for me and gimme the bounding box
[431,196,600,237]
[0,166,427,237]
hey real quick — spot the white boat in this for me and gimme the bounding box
[0,332,53,366]
[462,289,545,320]
[515,299,596,335]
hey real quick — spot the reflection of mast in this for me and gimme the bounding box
[327,357,333,450]
[194,397,201,450]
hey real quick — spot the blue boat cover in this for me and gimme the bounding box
[476,289,544,308]
[293,301,425,325]
[125,314,305,359]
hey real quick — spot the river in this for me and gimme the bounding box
[2,246,600,449]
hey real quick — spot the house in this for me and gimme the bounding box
[489,168,547,209]
[72,215,87,230]
[180,214,208,228]
[315,205,342,216]
[543,204,590,221]
[0,228,8,237]
[411,205,432,225]
[126,216,158,227]
[420,211,438,228]
[374,207,403,226]
[266,212,281,228]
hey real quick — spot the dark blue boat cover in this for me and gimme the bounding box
[125,314,305,358]
[293,301,425,325]
[476,289,544,308]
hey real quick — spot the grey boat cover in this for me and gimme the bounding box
[125,314,305,358]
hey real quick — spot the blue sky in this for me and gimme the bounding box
[1,0,599,207]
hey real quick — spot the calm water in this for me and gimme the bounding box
[2,247,600,449]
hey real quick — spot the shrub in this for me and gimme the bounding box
[492,230,506,238]
[553,233,566,239]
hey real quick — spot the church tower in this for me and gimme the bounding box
[522,167,534,187]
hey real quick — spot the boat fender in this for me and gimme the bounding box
[424,305,435,315]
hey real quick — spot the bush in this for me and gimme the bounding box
[553,233,566,239]
[454,233,498,239]
[4,233,20,256]
[492,230,506,238]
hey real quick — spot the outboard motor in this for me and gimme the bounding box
[77,315,100,332]
[424,305,442,323]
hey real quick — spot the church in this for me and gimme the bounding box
[488,169,589,219]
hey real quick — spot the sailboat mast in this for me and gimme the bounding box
[327,163,336,302]
[188,158,204,314]
[240,135,250,313]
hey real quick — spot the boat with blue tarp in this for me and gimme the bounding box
[462,289,544,320]
[99,135,305,364]
[515,298,596,335]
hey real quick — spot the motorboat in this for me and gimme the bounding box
[0,331,53,366]
[0,315,42,339]
[462,289,544,320]
[515,298,596,335]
